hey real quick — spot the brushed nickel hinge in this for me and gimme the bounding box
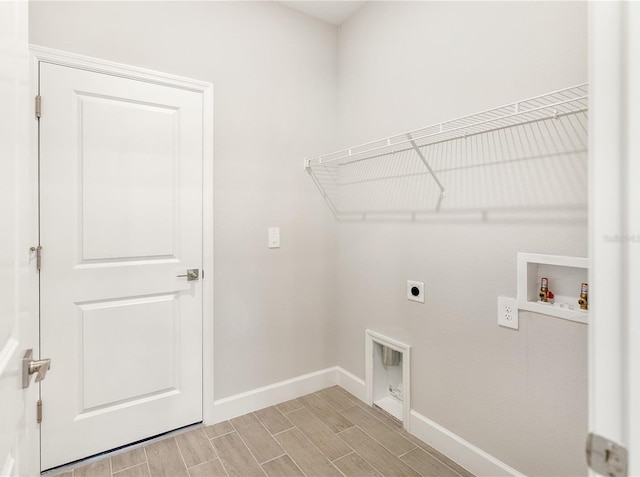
[586,433,627,477]
[30,245,42,271]
[35,95,42,119]
[37,399,43,423]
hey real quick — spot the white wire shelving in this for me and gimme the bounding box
[305,84,589,220]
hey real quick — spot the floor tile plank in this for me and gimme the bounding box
[401,448,462,477]
[399,430,475,477]
[316,386,358,411]
[286,407,352,461]
[112,463,150,477]
[298,393,354,433]
[333,452,383,477]
[230,413,284,463]
[211,432,266,477]
[73,458,111,477]
[334,388,404,430]
[145,437,189,477]
[188,458,228,477]
[205,421,235,439]
[276,399,303,414]
[176,428,217,468]
[341,405,416,456]
[274,428,342,477]
[261,455,305,477]
[253,406,294,435]
[338,427,420,477]
[111,447,147,473]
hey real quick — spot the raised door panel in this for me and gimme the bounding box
[80,295,178,411]
[79,95,178,262]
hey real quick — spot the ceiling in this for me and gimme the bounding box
[276,1,367,26]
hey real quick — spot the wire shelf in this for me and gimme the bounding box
[305,84,589,221]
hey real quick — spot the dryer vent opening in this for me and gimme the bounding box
[366,330,410,426]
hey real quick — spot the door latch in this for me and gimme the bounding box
[177,269,199,281]
[22,349,52,389]
[586,433,628,477]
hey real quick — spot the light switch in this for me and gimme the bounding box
[268,227,280,248]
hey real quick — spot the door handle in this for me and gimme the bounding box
[177,268,199,281]
[22,349,52,388]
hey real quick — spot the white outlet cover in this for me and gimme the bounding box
[407,280,425,303]
[498,296,518,329]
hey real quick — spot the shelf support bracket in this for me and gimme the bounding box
[406,133,447,199]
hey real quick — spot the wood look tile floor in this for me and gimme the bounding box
[48,386,475,477]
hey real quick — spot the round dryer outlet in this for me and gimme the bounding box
[407,280,425,303]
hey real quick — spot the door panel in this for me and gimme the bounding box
[39,62,203,470]
[0,3,38,476]
[80,94,177,261]
[80,295,177,409]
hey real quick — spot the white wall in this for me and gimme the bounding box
[336,2,588,476]
[29,1,339,400]
[30,1,590,475]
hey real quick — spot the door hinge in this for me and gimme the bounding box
[30,245,42,271]
[586,433,628,477]
[35,95,42,119]
[36,399,43,423]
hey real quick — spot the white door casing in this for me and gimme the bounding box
[589,1,639,474]
[37,54,213,470]
[0,4,39,477]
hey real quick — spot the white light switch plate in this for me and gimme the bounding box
[268,227,280,248]
[498,296,518,329]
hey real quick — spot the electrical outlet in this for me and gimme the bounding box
[497,296,518,329]
[407,280,424,303]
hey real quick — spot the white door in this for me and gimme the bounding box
[39,61,204,470]
[589,1,639,475]
[0,2,39,476]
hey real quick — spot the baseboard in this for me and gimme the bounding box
[409,410,525,477]
[336,366,367,402]
[210,367,339,423]
[211,366,522,477]
[336,367,523,477]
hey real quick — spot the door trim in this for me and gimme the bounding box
[29,46,216,444]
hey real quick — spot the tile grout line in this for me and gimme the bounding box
[285,399,356,465]
[206,429,235,440]
[276,401,304,415]
[199,426,221,467]
[330,450,355,463]
[336,424,418,467]
[111,463,148,477]
[258,452,287,466]
[143,446,152,477]
[110,458,148,475]
[172,436,191,475]
[337,387,466,477]
[208,434,233,477]
[335,428,420,477]
[314,389,355,414]
[226,420,267,475]
[395,429,468,476]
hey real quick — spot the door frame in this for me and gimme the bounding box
[588,1,639,474]
[29,45,215,464]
